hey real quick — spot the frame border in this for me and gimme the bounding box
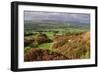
[11,1,98,72]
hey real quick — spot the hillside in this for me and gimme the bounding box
[24,32,90,61]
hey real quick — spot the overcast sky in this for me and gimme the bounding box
[24,11,90,24]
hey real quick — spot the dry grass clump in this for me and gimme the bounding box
[24,48,68,62]
[53,32,90,59]
[52,40,66,49]
[52,35,68,48]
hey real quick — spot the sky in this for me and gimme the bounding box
[24,11,90,24]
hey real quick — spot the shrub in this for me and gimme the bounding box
[24,38,34,47]
[52,40,66,49]
[56,32,90,59]
[52,35,68,49]
[29,42,38,48]
[35,32,52,44]
[24,48,68,61]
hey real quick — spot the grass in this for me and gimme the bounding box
[37,43,52,49]
[36,42,58,54]
[44,32,54,39]
[24,46,31,53]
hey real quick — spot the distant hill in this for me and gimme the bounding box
[24,20,90,32]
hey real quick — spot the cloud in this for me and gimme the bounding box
[24,11,90,24]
